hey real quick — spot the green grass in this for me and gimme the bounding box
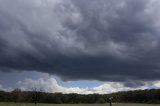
[0,103,160,106]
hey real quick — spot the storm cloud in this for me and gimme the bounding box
[1,0,160,82]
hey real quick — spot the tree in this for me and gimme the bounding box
[109,97,113,106]
[96,98,105,103]
[11,89,21,103]
[31,87,43,104]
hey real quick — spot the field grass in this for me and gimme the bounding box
[0,103,160,106]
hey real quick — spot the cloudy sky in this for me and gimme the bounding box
[1,0,160,94]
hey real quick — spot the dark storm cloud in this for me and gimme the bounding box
[0,0,160,85]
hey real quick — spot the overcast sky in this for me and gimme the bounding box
[1,0,160,94]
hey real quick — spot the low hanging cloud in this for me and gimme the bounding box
[0,84,12,91]
[1,75,160,94]
[17,77,160,94]
[1,0,160,82]
[0,85,5,91]
[18,78,90,94]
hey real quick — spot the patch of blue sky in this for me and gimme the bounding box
[60,80,104,88]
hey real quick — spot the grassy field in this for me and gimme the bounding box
[0,103,160,106]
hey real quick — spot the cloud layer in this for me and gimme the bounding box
[11,77,160,94]
[1,0,160,82]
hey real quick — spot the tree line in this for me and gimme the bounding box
[0,89,160,104]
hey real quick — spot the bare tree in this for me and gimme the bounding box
[28,80,44,105]
[109,97,113,106]
[31,87,43,105]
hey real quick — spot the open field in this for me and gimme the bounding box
[0,103,160,106]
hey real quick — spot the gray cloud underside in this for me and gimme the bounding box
[1,0,160,82]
